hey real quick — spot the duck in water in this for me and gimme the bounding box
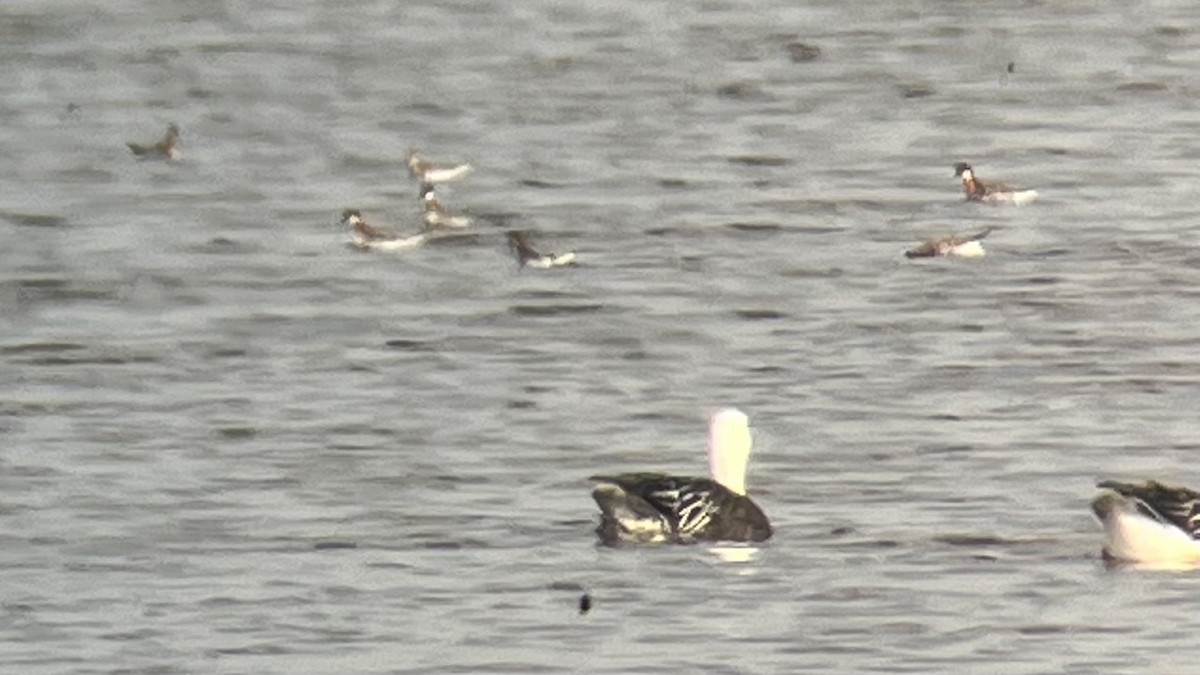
[954,163,1038,205]
[904,227,992,258]
[1091,480,1200,567]
[340,209,429,252]
[127,123,181,160]
[406,149,473,185]
[589,408,772,546]
[506,230,577,268]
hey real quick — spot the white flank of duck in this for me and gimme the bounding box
[362,233,430,252]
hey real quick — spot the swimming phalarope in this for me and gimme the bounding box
[127,123,181,160]
[904,227,992,258]
[405,149,473,184]
[1091,480,1200,566]
[954,163,1038,205]
[340,209,429,251]
[590,408,772,546]
[421,185,473,230]
[506,230,577,268]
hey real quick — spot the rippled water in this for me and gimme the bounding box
[4,0,1200,672]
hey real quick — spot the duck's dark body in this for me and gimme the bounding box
[591,472,772,546]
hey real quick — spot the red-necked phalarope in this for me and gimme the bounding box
[406,149,472,184]
[905,228,991,258]
[421,185,473,230]
[127,123,181,160]
[954,163,1037,205]
[506,230,577,268]
[1092,480,1200,568]
[341,209,429,252]
[589,408,772,546]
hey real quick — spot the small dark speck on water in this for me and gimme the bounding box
[1007,61,1015,73]
[786,42,822,63]
[579,593,592,614]
[218,427,260,439]
[313,541,358,551]
[217,427,258,439]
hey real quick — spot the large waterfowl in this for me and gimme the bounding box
[1091,480,1200,566]
[127,123,181,160]
[954,163,1037,205]
[904,228,992,258]
[590,408,772,546]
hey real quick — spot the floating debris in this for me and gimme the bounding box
[715,80,764,100]
[313,541,358,551]
[786,42,822,63]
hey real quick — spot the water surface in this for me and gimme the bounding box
[3,1,1200,673]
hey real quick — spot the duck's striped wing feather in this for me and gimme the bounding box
[592,473,723,536]
[645,478,722,536]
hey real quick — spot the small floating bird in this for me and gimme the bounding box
[904,228,992,258]
[421,185,473,230]
[406,149,473,184]
[589,408,772,546]
[507,230,577,268]
[1091,480,1200,566]
[340,209,428,252]
[127,123,181,160]
[954,163,1038,205]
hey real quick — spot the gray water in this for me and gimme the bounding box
[4,0,1200,673]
